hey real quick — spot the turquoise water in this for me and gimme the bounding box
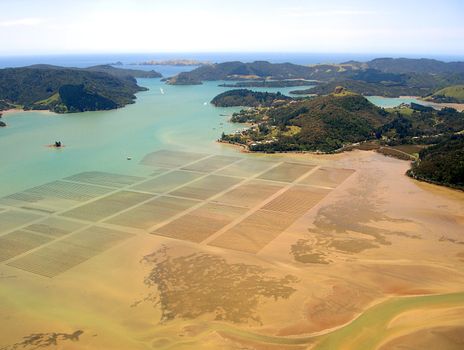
[0,79,317,197]
[0,80,231,196]
[366,96,424,108]
[0,78,423,197]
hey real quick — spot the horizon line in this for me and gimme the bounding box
[1,51,464,58]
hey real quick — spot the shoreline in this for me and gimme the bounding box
[397,96,464,112]
[420,99,464,112]
[217,139,414,160]
[217,140,251,153]
[218,139,331,155]
[365,95,464,112]
[1,108,56,116]
[218,140,464,193]
[407,169,464,192]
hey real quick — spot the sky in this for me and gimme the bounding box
[0,0,463,56]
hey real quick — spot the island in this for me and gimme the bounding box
[0,65,161,113]
[132,59,211,66]
[211,89,292,107]
[216,88,464,189]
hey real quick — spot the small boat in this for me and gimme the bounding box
[127,156,132,160]
[47,141,65,148]
[203,102,208,105]
[160,88,165,95]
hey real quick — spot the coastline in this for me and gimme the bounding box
[420,100,464,112]
[397,96,464,112]
[217,140,251,153]
[407,169,464,192]
[1,108,56,116]
[217,139,414,160]
[218,139,330,155]
[219,139,463,193]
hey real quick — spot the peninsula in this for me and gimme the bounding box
[217,88,464,189]
[0,65,161,113]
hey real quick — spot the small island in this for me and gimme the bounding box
[211,89,292,107]
[133,59,211,66]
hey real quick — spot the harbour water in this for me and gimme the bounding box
[0,56,430,197]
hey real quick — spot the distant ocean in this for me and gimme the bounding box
[1,52,463,71]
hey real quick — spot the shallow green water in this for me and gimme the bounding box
[0,79,318,197]
[366,95,423,108]
[0,79,420,197]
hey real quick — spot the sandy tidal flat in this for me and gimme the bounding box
[0,150,463,350]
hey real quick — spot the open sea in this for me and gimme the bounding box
[0,53,446,197]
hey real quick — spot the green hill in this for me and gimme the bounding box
[407,135,464,190]
[365,58,464,74]
[426,85,464,103]
[291,72,464,98]
[0,65,152,113]
[222,91,389,152]
[219,90,464,153]
[57,84,118,112]
[85,64,162,79]
[166,61,355,85]
[167,58,464,98]
[26,64,162,79]
[291,79,429,97]
[219,79,317,88]
[211,89,292,107]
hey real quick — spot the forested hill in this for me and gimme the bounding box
[85,65,162,78]
[167,58,464,99]
[216,88,464,189]
[425,85,464,104]
[221,91,389,152]
[26,64,162,79]
[0,65,159,113]
[407,135,464,190]
[363,58,464,74]
[219,89,464,153]
[291,71,464,98]
[166,61,350,85]
[211,89,292,107]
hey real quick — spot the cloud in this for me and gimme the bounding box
[0,18,44,27]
